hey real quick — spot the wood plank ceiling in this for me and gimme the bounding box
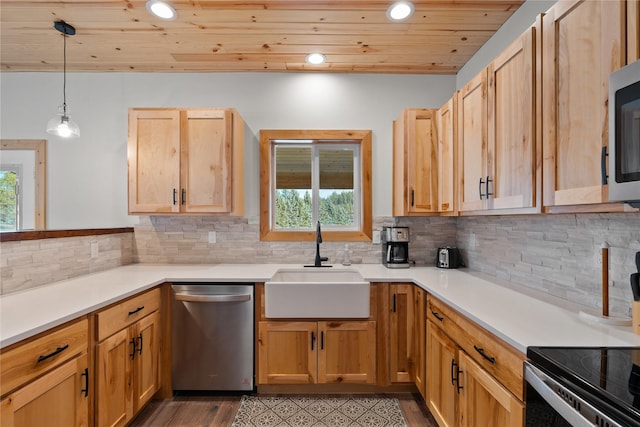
[0,0,524,74]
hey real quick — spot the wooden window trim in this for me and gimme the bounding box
[260,129,372,242]
[1,139,46,230]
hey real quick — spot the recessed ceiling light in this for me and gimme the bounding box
[387,1,414,21]
[146,0,177,20]
[306,53,326,65]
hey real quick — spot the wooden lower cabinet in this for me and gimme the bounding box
[426,320,457,427]
[413,287,426,399]
[96,310,160,427]
[1,354,89,427]
[458,352,524,427]
[425,296,525,427]
[389,284,414,383]
[258,320,376,385]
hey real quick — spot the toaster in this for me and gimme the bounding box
[437,247,462,269]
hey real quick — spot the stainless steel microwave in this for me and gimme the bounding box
[609,59,640,207]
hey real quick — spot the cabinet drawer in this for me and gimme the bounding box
[0,318,88,397]
[97,288,160,341]
[427,296,525,400]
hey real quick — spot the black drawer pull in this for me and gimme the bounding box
[128,306,144,316]
[431,309,444,322]
[320,331,324,350]
[81,368,89,397]
[37,344,69,363]
[474,345,496,364]
[311,331,316,351]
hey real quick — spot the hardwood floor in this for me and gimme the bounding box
[130,392,438,426]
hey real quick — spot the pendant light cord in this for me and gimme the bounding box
[62,27,67,114]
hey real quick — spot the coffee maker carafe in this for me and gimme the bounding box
[382,226,410,268]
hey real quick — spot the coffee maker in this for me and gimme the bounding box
[382,226,410,268]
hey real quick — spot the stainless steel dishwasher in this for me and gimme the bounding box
[171,283,254,391]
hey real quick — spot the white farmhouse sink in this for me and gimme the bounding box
[264,268,370,318]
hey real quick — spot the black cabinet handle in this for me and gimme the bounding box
[137,334,143,355]
[129,338,137,360]
[474,345,496,364]
[450,359,457,385]
[411,189,415,207]
[320,331,324,350]
[430,309,444,322]
[601,146,608,185]
[479,177,485,200]
[485,176,493,199]
[173,188,177,205]
[37,344,69,363]
[311,331,315,351]
[128,306,144,316]
[393,294,397,313]
[181,188,186,205]
[456,367,464,394]
[81,368,89,397]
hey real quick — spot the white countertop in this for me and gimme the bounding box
[2,263,639,352]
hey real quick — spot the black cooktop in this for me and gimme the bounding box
[528,347,640,425]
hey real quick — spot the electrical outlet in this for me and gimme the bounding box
[91,241,99,258]
[208,231,217,244]
[373,230,381,244]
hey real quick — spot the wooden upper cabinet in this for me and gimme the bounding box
[627,0,639,63]
[457,71,488,213]
[393,109,439,215]
[128,108,244,216]
[128,109,181,214]
[458,25,538,215]
[436,97,456,214]
[542,0,625,208]
[486,26,539,213]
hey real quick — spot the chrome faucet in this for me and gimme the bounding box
[307,221,331,267]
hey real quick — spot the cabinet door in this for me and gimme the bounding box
[426,321,457,427]
[487,26,537,211]
[389,284,414,383]
[413,288,426,399]
[437,97,456,213]
[317,321,376,385]
[542,0,625,207]
[628,0,640,63]
[393,109,438,215]
[128,109,181,214]
[133,311,160,413]
[181,109,233,213]
[0,354,89,427]
[96,328,133,427]
[457,351,524,427]
[457,71,488,212]
[257,321,317,385]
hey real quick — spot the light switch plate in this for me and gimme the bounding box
[372,230,381,244]
[208,231,217,244]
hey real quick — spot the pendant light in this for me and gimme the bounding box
[46,20,80,138]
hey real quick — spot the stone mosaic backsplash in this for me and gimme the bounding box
[2,212,639,316]
[456,213,640,316]
[0,232,133,295]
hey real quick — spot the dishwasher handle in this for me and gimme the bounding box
[174,293,252,303]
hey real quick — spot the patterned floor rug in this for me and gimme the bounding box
[231,395,409,427]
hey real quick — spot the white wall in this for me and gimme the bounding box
[0,72,454,229]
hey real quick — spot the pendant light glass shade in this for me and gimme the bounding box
[47,21,80,138]
[47,105,80,138]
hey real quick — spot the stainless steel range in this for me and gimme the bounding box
[526,347,640,427]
